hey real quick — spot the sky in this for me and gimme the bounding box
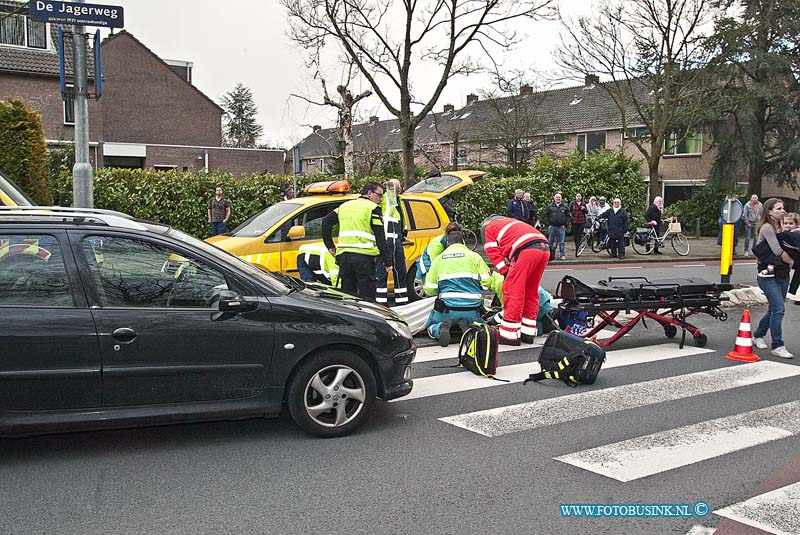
[106,0,592,147]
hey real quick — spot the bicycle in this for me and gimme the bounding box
[585,218,616,257]
[631,217,690,256]
[451,212,479,251]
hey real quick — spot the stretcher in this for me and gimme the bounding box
[555,276,731,348]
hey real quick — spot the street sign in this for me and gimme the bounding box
[30,1,124,28]
[720,197,743,224]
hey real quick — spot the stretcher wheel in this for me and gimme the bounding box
[664,324,677,338]
[694,334,708,347]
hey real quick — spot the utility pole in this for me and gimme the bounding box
[72,0,93,208]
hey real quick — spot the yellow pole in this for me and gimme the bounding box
[720,223,734,282]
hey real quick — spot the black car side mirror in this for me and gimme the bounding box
[218,290,257,313]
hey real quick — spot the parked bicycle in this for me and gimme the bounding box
[452,212,479,251]
[631,217,690,256]
[578,218,616,257]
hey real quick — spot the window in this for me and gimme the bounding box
[405,174,460,194]
[544,134,566,145]
[624,127,650,140]
[403,199,441,231]
[576,131,606,155]
[457,148,467,166]
[276,203,340,242]
[153,165,177,172]
[0,14,46,49]
[665,129,702,156]
[63,85,75,125]
[81,236,228,308]
[0,235,74,307]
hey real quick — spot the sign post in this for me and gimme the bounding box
[720,197,744,284]
[30,0,124,208]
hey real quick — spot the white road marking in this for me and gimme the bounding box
[608,266,642,269]
[556,400,800,482]
[675,264,706,268]
[547,268,574,272]
[714,481,800,535]
[413,329,619,363]
[684,526,716,535]
[439,361,799,436]
[400,343,713,402]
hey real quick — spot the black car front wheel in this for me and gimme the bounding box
[286,351,377,438]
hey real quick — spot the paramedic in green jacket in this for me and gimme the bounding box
[415,222,461,286]
[322,181,392,301]
[424,228,492,346]
[296,242,339,287]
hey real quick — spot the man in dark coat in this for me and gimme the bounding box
[544,193,571,260]
[507,189,530,223]
[606,197,629,259]
[645,196,664,254]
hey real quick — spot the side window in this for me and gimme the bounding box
[405,199,441,231]
[271,202,341,242]
[0,235,74,307]
[81,236,229,308]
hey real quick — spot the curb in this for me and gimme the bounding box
[721,286,768,308]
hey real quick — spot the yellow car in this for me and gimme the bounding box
[0,172,33,207]
[208,171,486,301]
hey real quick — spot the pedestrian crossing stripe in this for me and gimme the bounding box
[398,343,713,402]
[555,399,800,482]
[684,527,715,535]
[413,329,619,363]
[714,481,800,535]
[438,360,799,436]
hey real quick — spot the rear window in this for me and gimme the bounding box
[405,174,460,194]
[405,199,441,231]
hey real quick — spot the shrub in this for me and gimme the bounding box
[664,186,744,236]
[0,99,52,204]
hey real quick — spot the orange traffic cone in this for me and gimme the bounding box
[727,309,760,363]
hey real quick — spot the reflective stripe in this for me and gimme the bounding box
[499,327,520,339]
[501,320,522,328]
[438,272,481,281]
[313,269,325,275]
[440,292,483,299]
[337,242,375,249]
[496,221,519,242]
[395,297,408,303]
[424,282,439,290]
[377,288,388,294]
[395,287,408,294]
[376,298,388,303]
[496,261,507,271]
[511,234,541,254]
[386,232,399,239]
[521,317,537,326]
[484,241,498,248]
[340,230,376,241]
[520,325,537,336]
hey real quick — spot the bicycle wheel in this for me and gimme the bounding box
[576,233,591,257]
[631,232,653,255]
[464,229,479,251]
[590,233,603,252]
[671,233,690,256]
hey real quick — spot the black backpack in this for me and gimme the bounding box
[457,323,507,381]
[524,330,605,387]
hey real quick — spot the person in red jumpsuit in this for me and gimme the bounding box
[481,215,550,345]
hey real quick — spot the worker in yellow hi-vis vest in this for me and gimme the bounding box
[376,178,409,305]
[322,181,393,302]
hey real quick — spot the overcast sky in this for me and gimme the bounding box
[107,0,591,147]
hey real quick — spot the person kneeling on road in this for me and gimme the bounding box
[296,242,339,287]
[415,222,461,287]
[424,228,492,347]
[482,215,550,346]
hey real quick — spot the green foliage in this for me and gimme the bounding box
[220,83,264,148]
[48,145,75,206]
[452,150,647,231]
[0,99,52,205]
[664,186,744,235]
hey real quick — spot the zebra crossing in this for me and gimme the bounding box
[400,335,800,534]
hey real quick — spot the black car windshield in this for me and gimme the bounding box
[230,202,300,237]
[149,223,291,295]
[404,174,460,194]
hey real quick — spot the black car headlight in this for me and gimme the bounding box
[386,319,413,340]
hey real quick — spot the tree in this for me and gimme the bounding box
[291,60,371,179]
[706,0,800,195]
[0,98,51,205]
[478,73,545,173]
[220,84,264,148]
[556,0,716,200]
[282,0,554,187]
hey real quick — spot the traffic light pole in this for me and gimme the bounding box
[71,0,93,208]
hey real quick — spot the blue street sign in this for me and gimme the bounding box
[30,1,124,29]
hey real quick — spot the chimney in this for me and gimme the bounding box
[369,116,379,124]
[312,125,321,132]
[466,94,478,105]
[519,85,532,96]
[443,104,455,113]
[585,74,600,86]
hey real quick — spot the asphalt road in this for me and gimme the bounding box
[2,262,799,535]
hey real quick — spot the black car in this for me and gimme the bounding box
[0,207,415,438]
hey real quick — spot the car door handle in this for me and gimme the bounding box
[112,327,137,343]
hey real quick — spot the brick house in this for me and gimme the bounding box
[296,77,798,207]
[0,1,283,175]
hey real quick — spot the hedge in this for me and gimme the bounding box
[51,150,647,238]
[0,99,52,205]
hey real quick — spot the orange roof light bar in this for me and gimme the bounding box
[303,180,350,194]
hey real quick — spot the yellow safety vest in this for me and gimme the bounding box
[381,193,402,241]
[298,243,339,286]
[335,197,381,256]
